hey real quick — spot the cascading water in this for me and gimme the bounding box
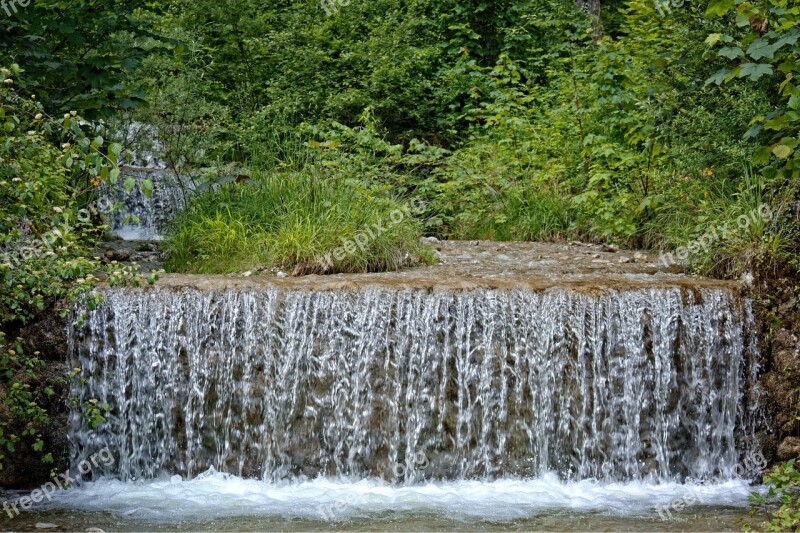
[103,167,188,240]
[67,284,760,486]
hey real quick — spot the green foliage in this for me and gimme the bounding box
[0,1,167,118]
[0,65,118,326]
[0,0,798,486]
[747,460,800,532]
[164,163,432,275]
[0,333,51,470]
[0,65,157,472]
[68,368,109,431]
[705,0,800,182]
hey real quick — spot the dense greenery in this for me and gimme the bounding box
[166,166,433,274]
[0,66,153,473]
[110,0,797,278]
[747,459,800,532]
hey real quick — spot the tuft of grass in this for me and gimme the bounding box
[164,169,433,275]
[455,185,592,242]
[498,186,591,242]
[645,169,800,280]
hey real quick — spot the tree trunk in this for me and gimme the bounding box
[577,0,603,42]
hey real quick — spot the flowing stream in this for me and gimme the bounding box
[11,281,763,531]
[104,167,187,241]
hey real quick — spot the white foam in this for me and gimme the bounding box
[110,226,164,241]
[39,470,756,523]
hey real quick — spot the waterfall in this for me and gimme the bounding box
[103,167,187,240]
[67,285,760,484]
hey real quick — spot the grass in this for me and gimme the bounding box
[163,167,434,275]
[642,168,800,279]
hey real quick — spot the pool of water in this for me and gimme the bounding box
[3,470,759,532]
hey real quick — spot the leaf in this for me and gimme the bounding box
[705,69,731,86]
[109,167,120,184]
[123,176,136,194]
[141,179,153,199]
[706,0,734,17]
[744,124,763,139]
[754,146,773,165]
[719,47,744,59]
[773,144,794,159]
[705,33,730,46]
[738,63,774,81]
[747,39,777,61]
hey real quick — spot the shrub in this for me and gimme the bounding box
[164,168,433,275]
[747,459,800,532]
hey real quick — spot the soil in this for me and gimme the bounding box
[147,239,741,293]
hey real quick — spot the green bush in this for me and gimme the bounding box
[747,459,800,532]
[164,167,433,275]
[0,65,155,472]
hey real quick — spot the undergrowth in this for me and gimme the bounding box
[164,167,433,275]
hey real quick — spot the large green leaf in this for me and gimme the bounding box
[123,176,136,194]
[738,63,774,81]
[705,0,734,17]
[773,144,794,159]
[705,69,731,86]
[747,39,778,61]
[719,47,744,59]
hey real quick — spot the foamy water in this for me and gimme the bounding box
[34,470,755,524]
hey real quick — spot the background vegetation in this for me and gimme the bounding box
[101,0,797,278]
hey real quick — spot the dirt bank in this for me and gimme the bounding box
[752,275,800,465]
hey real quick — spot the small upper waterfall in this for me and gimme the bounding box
[103,167,188,240]
[67,283,760,484]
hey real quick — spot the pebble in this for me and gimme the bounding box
[276,271,288,278]
[618,256,634,264]
[35,524,58,530]
[633,252,648,262]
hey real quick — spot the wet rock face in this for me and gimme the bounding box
[754,280,800,464]
[777,436,800,461]
[68,285,760,484]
